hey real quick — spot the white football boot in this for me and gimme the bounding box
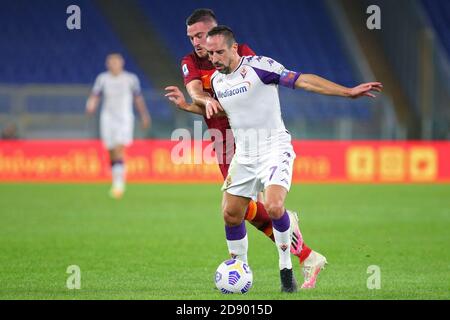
[301,250,327,289]
[109,186,124,199]
[286,210,303,256]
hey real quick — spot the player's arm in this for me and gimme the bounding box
[85,94,100,115]
[86,74,103,115]
[180,56,223,117]
[185,76,224,119]
[165,86,226,118]
[134,94,151,130]
[166,84,206,116]
[130,75,151,129]
[295,74,383,98]
[186,80,223,117]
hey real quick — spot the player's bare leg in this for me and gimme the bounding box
[264,185,297,293]
[222,192,251,263]
[109,145,126,199]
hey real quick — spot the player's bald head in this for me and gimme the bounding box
[207,25,236,48]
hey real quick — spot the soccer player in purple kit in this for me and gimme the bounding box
[165,9,328,290]
[170,26,382,292]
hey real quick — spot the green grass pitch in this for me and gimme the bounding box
[0,183,449,300]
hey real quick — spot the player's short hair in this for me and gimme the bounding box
[207,25,236,47]
[106,53,124,61]
[186,8,217,26]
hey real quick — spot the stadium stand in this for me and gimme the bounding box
[421,0,450,57]
[137,0,355,85]
[0,0,149,87]
[0,0,406,139]
[136,0,372,122]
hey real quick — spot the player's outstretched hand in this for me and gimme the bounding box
[205,98,224,119]
[348,82,383,99]
[165,86,190,110]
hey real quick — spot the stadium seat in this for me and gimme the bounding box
[421,0,450,57]
[136,0,371,121]
[0,0,151,88]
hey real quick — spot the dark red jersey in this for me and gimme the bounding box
[181,44,256,178]
[181,44,255,129]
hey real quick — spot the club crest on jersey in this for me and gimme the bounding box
[240,67,247,79]
[182,64,189,77]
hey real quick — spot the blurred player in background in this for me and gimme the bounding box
[86,53,151,199]
[165,9,326,289]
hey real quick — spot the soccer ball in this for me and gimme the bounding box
[214,259,253,294]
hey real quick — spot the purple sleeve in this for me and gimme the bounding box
[253,67,280,85]
[279,69,301,89]
[253,67,300,89]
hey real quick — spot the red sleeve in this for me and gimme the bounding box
[181,55,202,86]
[239,44,256,56]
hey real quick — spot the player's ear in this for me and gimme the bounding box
[232,42,238,52]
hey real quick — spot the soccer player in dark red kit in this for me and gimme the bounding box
[165,8,326,288]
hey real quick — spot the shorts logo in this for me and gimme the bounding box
[225,175,232,188]
[182,64,189,77]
